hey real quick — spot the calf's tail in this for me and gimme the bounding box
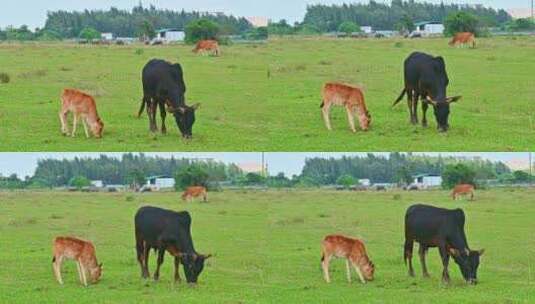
[52,256,56,263]
[393,89,406,107]
[320,101,325,109]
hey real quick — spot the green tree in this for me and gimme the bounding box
[185,19,220,44]
[79,27,101,42]
[138,20,156,41]
[126,169,146,189]
[174,164,210,190]
[336,174,356,189]
[441,164,476,189]
[395,15,415,34]
[69,176,91,189]
[506,18,535,31]
[244,173,266,185]
[444,12,480,36]
[395,166,413,185]
[513,171,530,183]
[338,21,360,35]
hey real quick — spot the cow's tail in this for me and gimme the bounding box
[393,89,406,107]
[137,98,146,118]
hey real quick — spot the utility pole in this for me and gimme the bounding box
[530,152,533,186]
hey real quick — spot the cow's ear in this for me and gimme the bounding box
[447,96,462,103]
[449,248,461,257]
[203,254,213,260]
[426,96,438,106]
[478,249,485,256]
[191,103,201,111]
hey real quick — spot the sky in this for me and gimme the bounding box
[0,152,531,178]
[0,0,531,28]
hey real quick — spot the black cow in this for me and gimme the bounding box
[393,52,462,132]
[404,204,484,284]
[140,59,200,138]
[134,206,211,283]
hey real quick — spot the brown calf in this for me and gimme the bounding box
[52,237,103,286]
[59,89,104,138]
[182,186,208,203]
[321,235,375,284]
[449,32,476,48]
[321,83,371,133]
[452,184,475,201]
[193,40,221,56]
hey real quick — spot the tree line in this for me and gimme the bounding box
[0,4,259,41]
[269,0,514,35]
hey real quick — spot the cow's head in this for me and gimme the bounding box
[90,263,103,283]
[91,118,104,138]
[450,248,484,284]
[168,103,201,139]
[426,96,462,132]
[359,110,372,131]
[180,253,212,284]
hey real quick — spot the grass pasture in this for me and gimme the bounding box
[0,42,269,151]
[1,37,534,151]
[267,36,535,151]
[1,189,534,303]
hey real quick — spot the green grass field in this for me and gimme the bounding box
[1,37,534,151]
[267,36,535,151]
[1,189,534,303]
[0,42,269,151]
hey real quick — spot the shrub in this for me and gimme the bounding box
[441,164,476,189]
[444,12,480,37]
[175,164,210,190]
[338,21,360,35]
[0,72,10,84]
[185,19,220,44]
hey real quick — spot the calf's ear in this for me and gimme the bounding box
[446,96,462,103]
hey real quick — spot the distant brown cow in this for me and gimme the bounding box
[452,184,475,201]
[52,236,103,286]
[193,40,221,56]
[320,83,372,133]
[59,89,104,138]
[321,234,375,284]
[182,186,208,203]
[449,32,476,48]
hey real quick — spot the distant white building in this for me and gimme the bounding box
[146,176,175,190]
[101,33,114,41]
[414,21,444,36]
[91,180,104,188]
[413,174,442,189]
[361,26,373,34]
[154,29,185,43]
[358,179,371,187]
[246,16,269,28]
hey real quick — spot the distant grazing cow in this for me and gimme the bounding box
[321,83,372,133]
[52,236,103,286]
[182,186,208,203]
[193,40,221,56]
[404,204,484,284]
[449,32,476,48]
[452,184,475,201]
[321,235,375,284]
[393,52,462,132]
[135,206,211,283]
[140,59,200,138]
[59,89,104,138]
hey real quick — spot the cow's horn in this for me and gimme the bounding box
[446,96,462,103]
[425,96,438,106]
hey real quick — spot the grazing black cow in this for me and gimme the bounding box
[393,52,462,132]
[140,59,200,138]
[135,206,211,283]
[404,204,484,284]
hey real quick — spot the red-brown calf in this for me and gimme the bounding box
[52,236,102,286]
[59,89,104,138]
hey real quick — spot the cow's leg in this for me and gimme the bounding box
[321,102,333,131]
[345,105,357,133]
[82,117,90,138]
[174,257,181,282]
[412,93,419,125]
[438,244,451,283]
[421,98,429,127]
[351,259,366,284]
[404,239,415,277]
[154,248,165,281]
[136,239,147,278]
[345,259,352,283]
[53,256,64,285]
[79,260,88,286]
[159,102,167,134]
[419,244,430,278]
[470,191,474,201]
[76,261,84,284]
[203,192,208,203]
[321,254,331,283]
[71,114,79,137]
[142,244,151,279]
[59,109,69,135]
[146,98,158,133]
[407,89,414,124]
